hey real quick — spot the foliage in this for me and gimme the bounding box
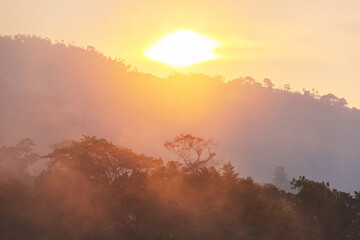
[164,134,216,174]
[272,166,292,192]
[0,135,358,240]
[0,138,39,182]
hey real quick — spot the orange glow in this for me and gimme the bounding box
[144,30,222,67]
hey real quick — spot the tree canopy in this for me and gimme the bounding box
[0,135,358,240]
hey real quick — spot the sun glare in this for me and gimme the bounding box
[144,30,222,67]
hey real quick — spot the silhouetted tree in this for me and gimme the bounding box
[263,78,275,89]
[272,166,292,192]
[283,84,291,92]
[0,139,39,181]
[221,162,239,183]
[320,93,348,107]
[164,134,216,174]
[0,135,358,240]
[45,136,161,187]
[291,176,356,240]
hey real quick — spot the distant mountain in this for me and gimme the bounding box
[1,35,359,192]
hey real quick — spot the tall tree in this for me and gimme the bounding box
[164,134,216,174]
[272,166,292,192]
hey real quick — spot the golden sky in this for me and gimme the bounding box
[1,0,360,106]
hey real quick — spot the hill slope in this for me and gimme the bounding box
[1,35,359,192]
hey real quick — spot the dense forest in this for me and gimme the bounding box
[0,135,359,240]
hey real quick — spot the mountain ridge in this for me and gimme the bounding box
[1,34,359,192]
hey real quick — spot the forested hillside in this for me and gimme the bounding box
[1,35,360,192]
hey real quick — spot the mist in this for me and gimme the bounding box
[1,35,359,192]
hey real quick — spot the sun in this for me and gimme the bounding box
[144,30,222,67]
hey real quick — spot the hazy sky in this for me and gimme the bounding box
[1,0,360,106]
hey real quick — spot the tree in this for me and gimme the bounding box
[291,176,356,240]
[283,84,291,92]
[272,166,292,192]
[45,136,161,187]
[320,93,348,108]
[221,162,239,183]
[0,138,39,181]
[164,134,216,174]
[350,191,360,238]
[263,78,274,89]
